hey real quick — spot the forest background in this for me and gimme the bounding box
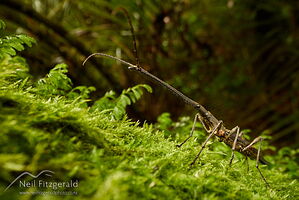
[1,0,298,149]
[0,0,299,199]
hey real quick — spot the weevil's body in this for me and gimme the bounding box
[129,66,269,165]
[83,52,270,186]
[218,130,268,165]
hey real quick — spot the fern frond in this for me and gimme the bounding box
[36,64,73,96]
[113,84,152,120]
[91,84,152,120]
[91,90,117,112]
[0,35,36,58]
[0,20,36,59]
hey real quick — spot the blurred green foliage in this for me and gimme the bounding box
[0,24,298,199]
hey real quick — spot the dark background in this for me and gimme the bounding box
[1,0,298,149]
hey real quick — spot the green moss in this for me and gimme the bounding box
[0,25,298,200]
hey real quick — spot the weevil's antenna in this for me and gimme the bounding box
[118,7,141,68]
[82,52,136,68]
[82,8,210,116]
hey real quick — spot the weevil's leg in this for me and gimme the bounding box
[198,115,212,133]
[227,126,238,137]
[190,120,223,166]
[229,126,240,166]
[177,114,200,148]
[255,138,270,188]
[242,136,261,152]
[245,156,249,173]
[239,131,244,138]
[243,137,270,187]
